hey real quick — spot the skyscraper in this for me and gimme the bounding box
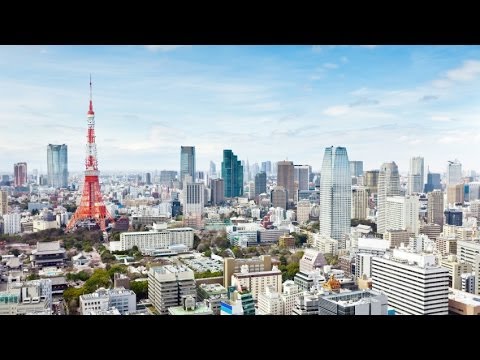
[209,161,217,177]
[14,162,27,188]
[261,161,272,176]
[47,144,68,188]
[211,178,225,205]
[427,190,444,227]
[222,150,243,198]
[364,170,379,194]
[319,146,351,246]
[444,209,462,226]
[294,165,310,192]
[447,159,462,185]
[271,186,287,210]
[424,172,441,193]
[254,171,267,198]
[407,156,424,194]
[0,190,7,215]
[180,146,196,187]
[184,182,205,216]
[349,161,363,178]
[351,186,369,220]
[277,161,295,203]
[377,162,401,235]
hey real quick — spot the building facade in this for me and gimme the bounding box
[210,178,224,205]
[377,162,401,235]
[277,161,295,203]
[428,190,444,227]
[222,149,243,198]
[47,144,68,188]
[180,146,196,186]
[407,156,424,195]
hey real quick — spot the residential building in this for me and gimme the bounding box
[364,170,379,194]
[292,293,322,315]
[3,213,21,235]
[257,285,284,315]
[47,144,68,188]
[148,265,196,315]
[296,200,311,224]
[14,162,27,188]
[223,255,272,288]
[294,165,310,192]
[385,195,419,235]
[436,235,457,256]
[351,186,369,220]
[184,182,204,216]
[318,289,388,315]
[371,249,449,315]
[461,273,475,294]
[446,159,462,186]
[180,146,196,186]
[222,149,243,198]
[440,255,471,290]
[319,146,351,247]
[377,162,401,235]
[457,241,480,295]
[231,265,282,301]
[407,156,424,195]
[427,190,444,227]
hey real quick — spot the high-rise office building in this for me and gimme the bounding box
[468,182,480,202]
[47,144,68,188]
[3,213,21,235]
[294,165,310,192]
[444,209,462,226]
[372,249,449,315]
[407,156,424,194]
[447,159,462,185]
[210,178,224,205]
[261,161,272,176]
[222,150,243,198]
[14,162,27,188]
[0,190,7,215]
[180,146,196,187]
[424,172,442,193]
[254,172,267,198]
[447,184,464,205]
[159,170,177,184]
[427,190,444,227]
[145,172,151,185]
[384,195,419,235]
[209,161,216,177]
[277,161,295,203]
[319,146,351,247]
[364,170,379,194]
[349,161,363,178]
[351,186,369,220]
[271,186,287,210]
[377,162,401,235]
[184,182,204,216]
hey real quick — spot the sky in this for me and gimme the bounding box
[1,45,480,175]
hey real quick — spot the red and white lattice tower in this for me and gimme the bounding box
[67,77,112,231]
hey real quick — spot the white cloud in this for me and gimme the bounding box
[432,79,452,88]
[144,45,190,52]
[446,60,480,81]
[323,105,349,116]
[430,115,453,122]
[324,63,338,69]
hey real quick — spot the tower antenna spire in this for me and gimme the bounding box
[88,74,94,115]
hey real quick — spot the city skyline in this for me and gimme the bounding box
[2,45,480,173]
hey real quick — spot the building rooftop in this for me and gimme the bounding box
[449,289,480,307]
[150,264,193,274]
[168,302,213,315]
[198,283,227,296]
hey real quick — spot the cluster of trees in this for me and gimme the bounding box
[66,270,91,282]
[111,246,142,260]
[324,254,339,266]
[290,232,308,247]
[130,280,148,300]
[278,250,304,281]
[194,270,223,279]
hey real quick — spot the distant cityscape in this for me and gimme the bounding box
[2,45,480,316]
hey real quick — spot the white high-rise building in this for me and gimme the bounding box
[385,195,420,235]
[3,213,21,235]
[372,249,449,315]
[457,241,480,295]
[184,182,204,216]
[407,156,424,195]
[281,280,301,315]
[447,159,462,185]
[377,162,401,235]
[319,146,351,248]
[296,200,311,224]
[257,285,284,315]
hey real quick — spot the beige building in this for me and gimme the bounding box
[457,241,480,295]
[231,265,282,301]
[442,224,474,241]
[440,255,471,290]
[312,233,338,255]
[385,195,419,235]
[0,190,7,215]
[449,289,480,315]
[277,161,295,203]
[351,186,369,220]
[296,200,311,224]
[279,234,295,248]
[299,249,326,273]
[436,235,457,256]
[427,190,444,227]
[383,229,411,249]
[447,184,464,206]
[271,186,287,210]
[32,219,59,232]
[281,280,301,315]
[223,255,272,288]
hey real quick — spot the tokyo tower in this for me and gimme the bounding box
[67,77,113,231]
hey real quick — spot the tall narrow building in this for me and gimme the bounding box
[427,190,444,227]
[319,146,351,247]
[424,172,442,193]
[364,170,379,194]
[407,156,424,194]
[447,159,462,185]
[14,162,27,188]
[349,161,363,178]
[254,171,267,197]
[377,162,400,235]
[222,150,243,198]
[47,144,68,188]
[180,146,196,187]
[277,161,295,203]
[0,190,7,215]
[294,165,310,192]
[351,186,369,220]
[210,178,224,205]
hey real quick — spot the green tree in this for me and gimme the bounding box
[107,264,128,280]
[26,273,40,281]
[279,255,287,266]
[130,280,148,300]
[232,246,243,258]
[204,249,212,257]
[101,250,116,263]
[83,269,111,293]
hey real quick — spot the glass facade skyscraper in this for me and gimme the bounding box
[47,144,68,188]
[180,146,196,186]
[222,149,243,198]
[319,146,351,247]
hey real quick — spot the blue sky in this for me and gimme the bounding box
[1,45,480,175]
